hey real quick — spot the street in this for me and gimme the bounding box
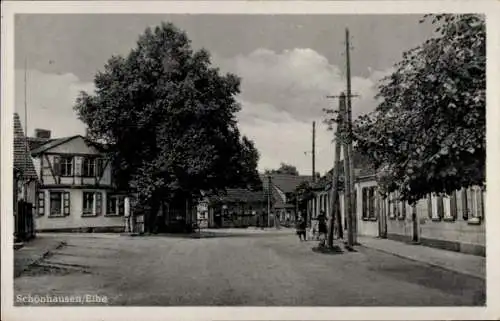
[14,230,485,306]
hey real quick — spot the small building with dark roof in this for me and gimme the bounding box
[13,113,39,241]
[199,188,268,228]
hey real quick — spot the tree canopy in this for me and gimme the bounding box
[288,180,314,213]
[265,163,300,176]
[74,22,262,229]
[351,14,485,203]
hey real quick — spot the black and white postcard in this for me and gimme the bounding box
[1,1,499,320]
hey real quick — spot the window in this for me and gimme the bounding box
[362,188,368,219]
[55,156,73,176]
[49,192,69,217]
[368,187,376,219]
[118,197,125,215]
[106,194,125,216]
[83,192,94,215]
[429,194,446,220]
[465,186,484,224]
[83,157,96,177]
[362,187,377,220]
[82,192,102,216]
[107,195,118,215]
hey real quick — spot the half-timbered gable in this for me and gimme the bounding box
[31,135,112,188]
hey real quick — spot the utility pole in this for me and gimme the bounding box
[312,121,316,182]
[345,28,357,245]
[341,92,354,250]
[267,175,272,227]
[327,95,343,249]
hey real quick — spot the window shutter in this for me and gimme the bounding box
[476,188,483,218]
[462,189,468,220]
[63,192,70,215]
[438,196,444,219]
[75,157,82,176]
[368,188,374,218]
[427,194,432,219]
[95,192,102,215]
[401,200,406,219]
[362,187,368,218]
[38,192,45,216]
[98,158,106,177]
[451,191,457,220]
[481,189,485,219]
[394,192,400,217]
[53,156,61,176]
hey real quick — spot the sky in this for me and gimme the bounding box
[15,14,436,175]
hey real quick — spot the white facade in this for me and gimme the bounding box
[33,136,128,232]
[308,176,485,256]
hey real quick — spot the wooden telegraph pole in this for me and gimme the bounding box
[340,92,355,249]
[326,95,344,249]
[23,57,29,201]
[267,175,272,227]
[345,28,358,245]
[312,121,316,182]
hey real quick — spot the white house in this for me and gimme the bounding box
[29,131,130,232]
[308,151,485,256]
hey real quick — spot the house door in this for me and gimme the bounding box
[214,212,222,228]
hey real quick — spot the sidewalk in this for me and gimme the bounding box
[14,235,67,277]
[358,236,485,280]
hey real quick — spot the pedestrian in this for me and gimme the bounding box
[310,218,318,241]
[295,215,307,241]
[317,211,328,247]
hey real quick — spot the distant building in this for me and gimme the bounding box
[262,174,313,226]
[202,188,267,228]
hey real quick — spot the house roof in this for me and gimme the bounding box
[261,174,312,194]
[13,113,38,180]
[30,135,81,155]
[28,137,57,151]
[313,149,377,190]
[258,174,312,209]
[29,134,109,156]
[210,188,267,203]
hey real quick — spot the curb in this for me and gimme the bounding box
[359,244,485,280]
[15,241,67,278]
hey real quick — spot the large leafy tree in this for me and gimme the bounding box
[352,14,485,203]
[74,22,261,231]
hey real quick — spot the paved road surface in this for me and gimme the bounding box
[14,231,485,306]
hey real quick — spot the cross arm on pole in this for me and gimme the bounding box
[326,94,360,99]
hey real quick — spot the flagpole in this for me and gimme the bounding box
[23,57,29,200]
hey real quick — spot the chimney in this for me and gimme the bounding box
[34,129,51,139]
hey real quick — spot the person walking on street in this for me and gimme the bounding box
[317,211,328,247]
[296,215,307,241]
